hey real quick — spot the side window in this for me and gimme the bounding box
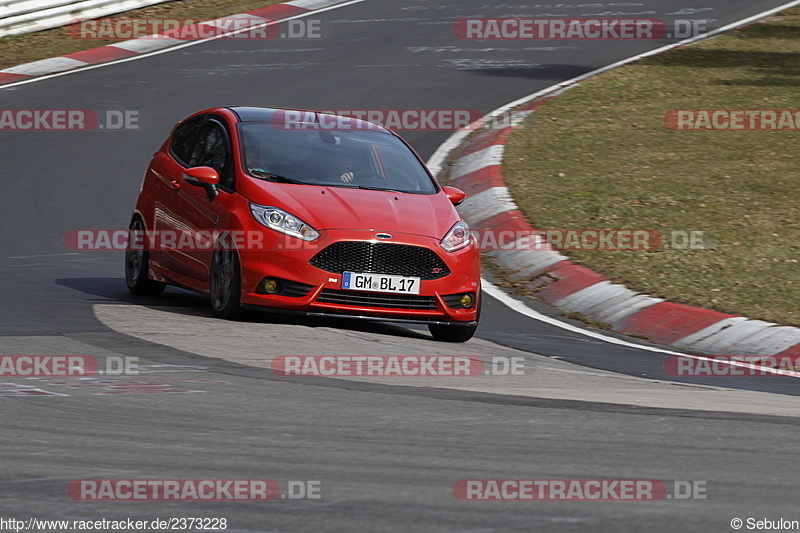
[170,116,204,166]
[189,120,233,189]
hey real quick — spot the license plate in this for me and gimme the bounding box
[342,272,420,295]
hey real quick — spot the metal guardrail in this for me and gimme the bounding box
[0,0,171,38]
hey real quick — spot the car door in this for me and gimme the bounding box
[155,116,234,281]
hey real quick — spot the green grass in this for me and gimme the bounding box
[503,8,800,327]
[0,0,286,71]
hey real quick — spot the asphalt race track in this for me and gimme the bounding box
[1,1,799,531]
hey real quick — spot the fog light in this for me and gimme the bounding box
[263,279,280,294]
[459,293,474,308]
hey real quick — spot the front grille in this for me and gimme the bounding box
[309,242,450,280]
[316,289,438,311]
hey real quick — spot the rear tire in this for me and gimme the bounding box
[125,216,166,296]
[209,236,242,319]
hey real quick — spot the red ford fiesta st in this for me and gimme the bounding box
[125,107,480,341]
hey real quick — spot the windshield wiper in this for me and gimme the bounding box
[250,169,306,184]
[357,185,405,193]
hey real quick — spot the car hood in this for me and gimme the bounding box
[240,180,460,239]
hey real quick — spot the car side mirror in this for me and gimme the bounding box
[183,166,220,201]
[442,186,466,206]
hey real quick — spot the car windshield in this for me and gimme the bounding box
[238,122,437,194]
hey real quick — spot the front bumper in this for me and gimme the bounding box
[237,227,481,323]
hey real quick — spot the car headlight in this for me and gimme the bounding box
[250,203,320,241]
[440,221,472,252]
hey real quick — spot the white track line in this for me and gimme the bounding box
[0,0,367,90]
[429,0,800,375]
[482,280,683,355]
[428,0,800,176]
[483,280,800,378]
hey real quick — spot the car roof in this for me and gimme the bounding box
[226,106,392,134]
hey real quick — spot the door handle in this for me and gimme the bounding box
[169,180,181,190]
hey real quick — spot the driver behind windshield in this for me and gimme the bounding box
[329,151,356,183]
[243,134,270,176]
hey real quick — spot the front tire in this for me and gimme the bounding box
[428,323,477,342]
[209,237,242,319]
[428,291,481,342]
[125,216,166,296]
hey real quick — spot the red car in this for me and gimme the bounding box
[125,107,480,342]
